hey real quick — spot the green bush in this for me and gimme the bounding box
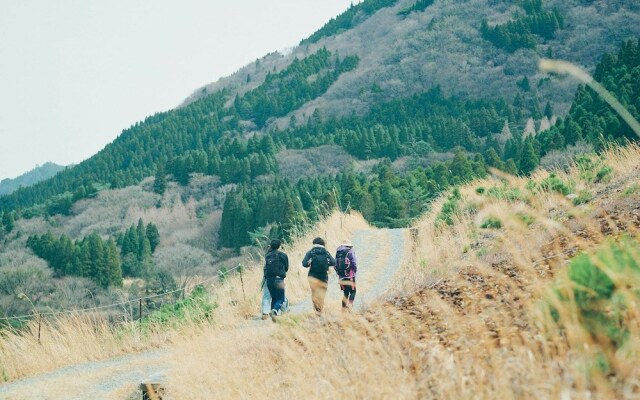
[595,166,613,183]
[623,183,640,196]
[140,285,216,329]
[575,154,612,184]
[516,212,535,226]
[480,216,503,229]
[435,188,461,227]
[486,185,524,202]
[566,238,640,348]
[572,190,593,205]
[539,173,572,195]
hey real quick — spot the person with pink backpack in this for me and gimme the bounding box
[334,239,357,309]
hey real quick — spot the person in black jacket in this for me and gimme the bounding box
[301,237,336,314]
[264,239,289,322]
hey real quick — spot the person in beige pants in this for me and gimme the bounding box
[302,237,336,314]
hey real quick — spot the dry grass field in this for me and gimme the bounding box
[165,144,640,399]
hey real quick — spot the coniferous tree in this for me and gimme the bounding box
[449,150,474,183]
[504,159,518,175]
[105,238,123,287]
[2,211,14,233]
[146,223,160,253]
[544,101,554,118]
[519,139,539,174]
[153,164,167,195]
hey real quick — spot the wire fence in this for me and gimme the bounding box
[0,262,247,323]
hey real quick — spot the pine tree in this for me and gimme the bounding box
[146,223,160,253]
[136,218,146,258]
[485,148,504,170]
[86,233,109,288]
[106,238,123,287]
[504,159,518,175]
[220,191,239,248]
[153,164,167,195]
[2,211,14,233]
[139,238,153,278]
[449,150,474,182]
[563,117,583,145]
[519,139,539,174]
[544,101,554,118]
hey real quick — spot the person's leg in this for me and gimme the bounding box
[309,276,327,313]
[348,279,357,306]
[267,278,277,310]
[316,279,328,313]
[308,276,321,313]
[272,278,285,312]
[261,283,272,317]
[340,281,349,308]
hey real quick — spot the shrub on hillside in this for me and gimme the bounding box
[480,216,503,229]
[538,173,572,195]
[566,238,640,348]
[435,188,462,227]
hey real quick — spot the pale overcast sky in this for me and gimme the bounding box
[0,0,356,181]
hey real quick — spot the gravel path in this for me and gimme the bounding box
[288,228,405,313]
[0,228,406,399]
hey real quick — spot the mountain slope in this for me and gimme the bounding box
[1,0,638,217]
[189,0,640,119]
[0,162,65,197]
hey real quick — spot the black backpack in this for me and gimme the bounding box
[309,247,329,275]
[335,249,351,277]
[264,251,285,278]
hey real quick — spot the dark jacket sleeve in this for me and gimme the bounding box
[302,250,311,268]
[281,252,289,273]
[326,250,336,267]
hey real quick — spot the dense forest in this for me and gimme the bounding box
[219,150,487,246]
[26,219,160,288]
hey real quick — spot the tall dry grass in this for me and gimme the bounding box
[166,144,640,399]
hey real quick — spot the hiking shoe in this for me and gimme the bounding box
[270,309,277,322]
[261,313,269,320]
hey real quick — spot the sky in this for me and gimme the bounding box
[0,0,357,181]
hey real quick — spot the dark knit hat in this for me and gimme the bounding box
[312,237,325,246]
[270,239,281,250]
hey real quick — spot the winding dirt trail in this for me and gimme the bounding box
[0,228,407,400]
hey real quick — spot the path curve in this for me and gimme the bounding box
[0,228,406,399]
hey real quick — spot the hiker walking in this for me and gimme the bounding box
[335,239,357,309]
[302,237,336,314]
[263,239,289,322]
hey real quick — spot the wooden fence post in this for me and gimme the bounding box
[239,264,246,301]
[140,382,164,400]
